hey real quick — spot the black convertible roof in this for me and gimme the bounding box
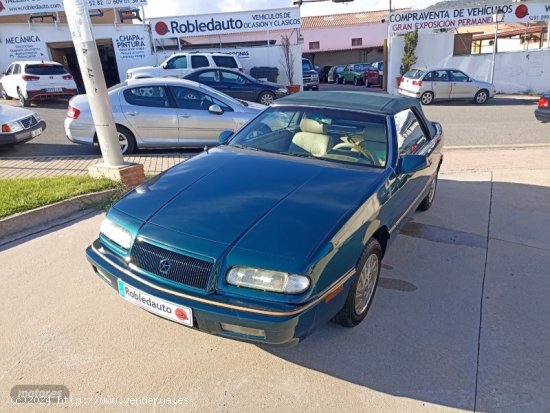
[275,91,421,115]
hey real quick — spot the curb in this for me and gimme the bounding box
[0,189,118,242]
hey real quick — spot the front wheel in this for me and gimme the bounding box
[258,91,276,106]
[420,91,434,105]
[418,173,438,211]
[0,85,11,100]
[354,77,359,86]
[334,238,382,328]
[474,89,489,104]
[17,88,30,107]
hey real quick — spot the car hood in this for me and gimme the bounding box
[127,66,161,76]
[0,104,36,121]
[472,78,495,89]
[257,80,286,89]
[114,148,385,266]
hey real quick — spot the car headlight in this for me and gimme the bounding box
[227,266,310,294]
[100,218,133,249]
[277,88,288,95]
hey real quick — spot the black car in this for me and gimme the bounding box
[183,68,289,105]
[535,95,550,123]
[327,65,345,84]
[319,66,332,83]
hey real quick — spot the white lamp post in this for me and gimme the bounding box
[490,8,506,84]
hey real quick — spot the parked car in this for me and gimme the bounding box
[318,66,332,83]
[0,61,77,107]
[398,68,496,105]
[65,78,263,154]
[369,61,384,85]
[302,58,319,91]
[0,104,46,147]
[126,52,243,80]
[535,95,550,123]
[342,63,371,86]
[327,65,345,84]
[85,91,443,346]
[183,68,288,105]
[363,65,382,88]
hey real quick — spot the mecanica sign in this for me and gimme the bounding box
[389,2,550,34]
[150,7,301,39]
[0,0,147,16]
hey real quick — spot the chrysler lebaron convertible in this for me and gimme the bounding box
[86,91,443,346]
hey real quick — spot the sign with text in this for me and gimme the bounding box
[150,7,301,39]
[3,32,49,60]
[389,2,550,35]
[113,32,149,61]
[0,0,147,17]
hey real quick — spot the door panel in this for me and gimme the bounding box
[430,70,451,100]
[120,86,179,147]
[220,71,255,101]
[449,70,474,98]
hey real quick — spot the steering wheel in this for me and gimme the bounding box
[332,142,377,165]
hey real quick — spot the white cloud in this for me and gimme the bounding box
[143,0,439,19]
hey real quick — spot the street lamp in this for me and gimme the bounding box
[490,8,505,84]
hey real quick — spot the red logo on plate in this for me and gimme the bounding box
[155,21,169,36]
[515,4,528,19]
[175,308,188,321]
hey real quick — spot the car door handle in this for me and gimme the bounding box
[178,114,191,119]
[125,111,138,116]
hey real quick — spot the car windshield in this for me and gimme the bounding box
[404,69,425,79]
[355,64,370,71]
[302,60,314,71]
[25,64,67,75]
[228,106,388,168]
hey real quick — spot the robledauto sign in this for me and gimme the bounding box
[389,2,550,35]
[150,7,301,39]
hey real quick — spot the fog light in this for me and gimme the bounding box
[220,323,266,339]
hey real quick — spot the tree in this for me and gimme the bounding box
[400,30,418,75]
[280,34,295,85]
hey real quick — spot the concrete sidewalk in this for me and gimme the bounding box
[0,146,549,412]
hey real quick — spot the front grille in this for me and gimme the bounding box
[20,115,38,130]
[130,241,213,290]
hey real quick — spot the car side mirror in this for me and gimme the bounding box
[314,65,320,71]
[399,154,429,174]
[161,62,167,69]
[209,104,224,115]
[218,130,233,145]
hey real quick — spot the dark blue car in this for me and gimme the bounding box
[86,91,443,346]
[183,68,289,105]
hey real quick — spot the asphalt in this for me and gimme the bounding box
[0,146,549,412]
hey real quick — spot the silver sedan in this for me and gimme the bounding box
[65,78,264,154]
[398,68,496,105]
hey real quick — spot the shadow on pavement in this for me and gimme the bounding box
[433,96,537,107]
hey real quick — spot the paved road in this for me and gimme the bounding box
[0,88,546,159]
[1,149,549,412]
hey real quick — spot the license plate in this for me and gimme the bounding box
[45,88,62,93]
[31,128,42,138]
[117,279,193,327]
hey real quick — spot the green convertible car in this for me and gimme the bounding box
[86,91,443,346]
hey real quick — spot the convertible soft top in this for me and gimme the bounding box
[275,91,422,116]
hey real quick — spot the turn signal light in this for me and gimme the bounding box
[22,75,40,81]
[412,80,423,86]
[1,124,11,133]
[67,104,80,119]
[538,97,549,108]
[63,74,73,80]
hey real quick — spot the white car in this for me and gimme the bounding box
[0,104,46,147]
[65,78,264,154]
[126,52,243,80]
[0,61,77,107]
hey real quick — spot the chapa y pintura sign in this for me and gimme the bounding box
[150,7,301,39]
[389,2,550,35]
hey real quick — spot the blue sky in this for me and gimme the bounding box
[144,0,440,18]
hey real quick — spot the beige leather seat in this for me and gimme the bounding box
[290,118,330,156]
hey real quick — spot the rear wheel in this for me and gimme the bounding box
[420,91,434,105]
[17,88,30,107]
[334,238,382,327]
[116,125,136,155]
[365,78,370,88]
[258,91,276,105]
[474,89,489,104]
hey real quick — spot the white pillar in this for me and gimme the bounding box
[63,0,124,167]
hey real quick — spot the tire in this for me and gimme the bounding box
[474,89,489,104]
[420,91,434,105]
[17,88,30,107]
[258,91,276,106]
[116,125,136,155]
[365,78,370,88]
[418,173,438,211]
[0,85,11,100]
[334,238,382,328]
[354,77,359,86]
[342,77,347,85]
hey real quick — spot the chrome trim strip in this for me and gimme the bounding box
[91,243,355,317]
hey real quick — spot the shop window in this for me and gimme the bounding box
[352,38,362,46]
[309,41,320,50]
[454,33,473,55]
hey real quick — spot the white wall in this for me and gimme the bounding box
[389,31,550,94]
